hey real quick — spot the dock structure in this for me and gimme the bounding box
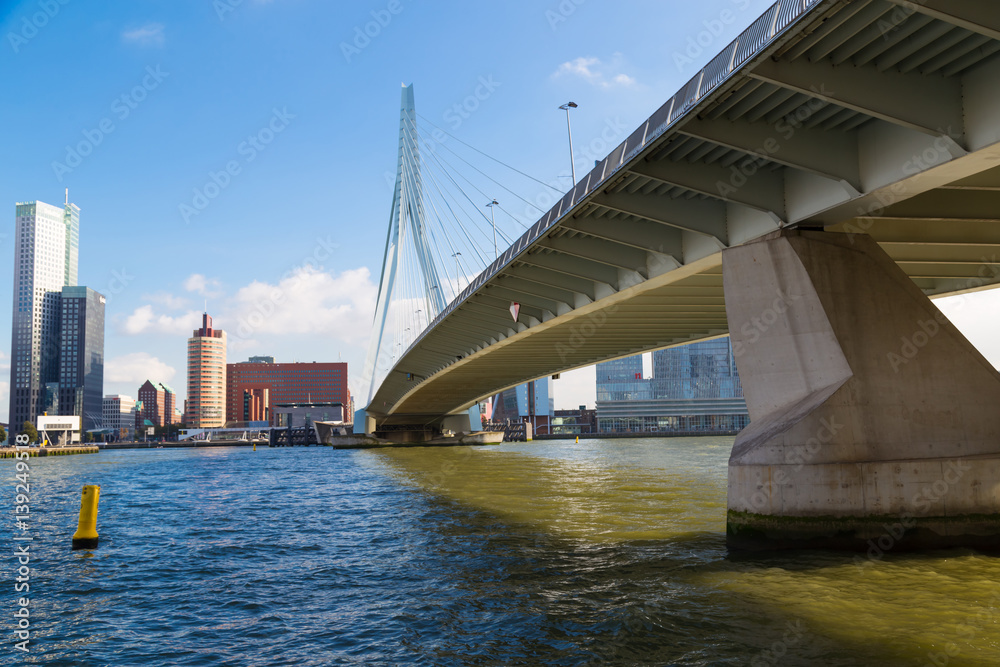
[0,446,100,458]
[269,425,321,447]
[483,421,528,443]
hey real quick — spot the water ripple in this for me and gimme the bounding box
[2,442,999,665]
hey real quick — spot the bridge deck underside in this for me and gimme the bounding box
[383,268,728,421]
[370,0,1000,422]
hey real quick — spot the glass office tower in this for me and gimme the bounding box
[58,286,106,431]
[10,199,78,429]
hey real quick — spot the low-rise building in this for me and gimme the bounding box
[492,378,554,435]
[551,407,597,435]
[596,337,749,434]
[103,394,137,440]
[225,357,350,425]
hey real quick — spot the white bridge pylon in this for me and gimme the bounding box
[363,84,449,405]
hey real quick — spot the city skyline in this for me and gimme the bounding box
[4,1,1000,421]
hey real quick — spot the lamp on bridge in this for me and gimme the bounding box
[452,251,462,292]
[485,200,499,259]
[558,101,578,185]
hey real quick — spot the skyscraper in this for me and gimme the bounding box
[58,286,105,431]
[9,196,81,430]
[187,313,226,427]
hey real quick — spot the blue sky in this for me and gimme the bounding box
[2,0,999,419]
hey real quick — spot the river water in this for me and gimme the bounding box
[3,438,999,665]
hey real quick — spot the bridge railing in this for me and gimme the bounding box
[398,0,822,368]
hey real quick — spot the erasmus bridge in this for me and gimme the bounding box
[356,0,1000,550]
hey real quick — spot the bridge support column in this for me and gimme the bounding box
[353,409,376,435]
[724,230,1000,550]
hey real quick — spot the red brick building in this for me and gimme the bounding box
[225,358,349,424]
[137,380,178,427]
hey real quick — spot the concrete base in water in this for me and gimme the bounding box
[723,231,1000,550]
[327,431,505,449]
[727,454,1000,551]
[728,510,1000,552]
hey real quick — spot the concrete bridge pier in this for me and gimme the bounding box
[724,230,1000,551]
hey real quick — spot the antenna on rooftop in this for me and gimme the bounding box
[65,188,68,205]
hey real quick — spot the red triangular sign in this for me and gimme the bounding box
[510,302,520,321]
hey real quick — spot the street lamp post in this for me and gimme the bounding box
[452,252,462,292]
[559,102,578,185]
[486,199,499,259]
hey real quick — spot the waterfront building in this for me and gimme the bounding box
[9,195,106,433]
[492,377,554,434]
[273,402,347,427]
[551,406,597,435]
[58,286,105,431]
[36,414,81,446]
[225,357,349,425]
[102,394,137,440]
[187,313,227,427]
[137,380,175,427]
[596,337,749,433]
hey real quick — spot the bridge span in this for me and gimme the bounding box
[358,0,1000,549]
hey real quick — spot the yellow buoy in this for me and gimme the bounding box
[253,443,256,451]
[576,436,579,443]
[71,485,100,550]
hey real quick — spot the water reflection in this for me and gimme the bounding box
[372,437,1000,666]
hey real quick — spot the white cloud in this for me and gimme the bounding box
[224,266,377,344]
[555,56,600,79]
[122,23,165,46]
[116,266,377,351]
[229,337,262,353]
[119,305,202,336]
[105,353,176,386]
[142,291,189,310]
[552,54,636,89]
[184,273,224,299]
